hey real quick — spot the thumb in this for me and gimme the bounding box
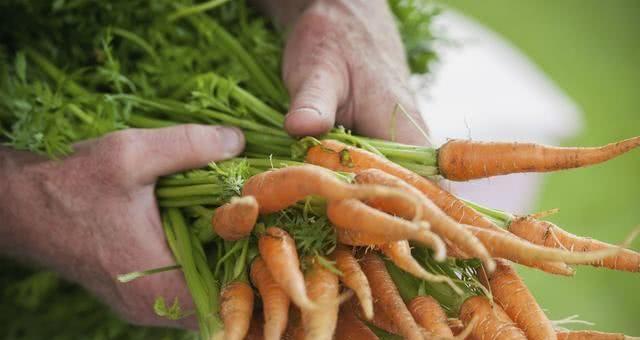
[124,124,244,183]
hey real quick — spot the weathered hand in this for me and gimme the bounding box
[0,125,244,328]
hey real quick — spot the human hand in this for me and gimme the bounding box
[0,125,244,328]
[258,0,430,145]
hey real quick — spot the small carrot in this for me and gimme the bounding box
[438,136,640,181]
[306,140,503,232]
[301,258,340,340]
[356,168,495,271]
[408,295,454,338]
[327,199,446,260]
[212,196,259,241]
[219,281,254,340]
[508,216,640,272]
[381,240,462,294]
[459,296,527,340]
[250,257,290,340]
[360,252,423,340]
[556,330,635,340]
[331,246,374,320]
[335,300,380,340]
[487,260,556,340]
[258,227,315,310]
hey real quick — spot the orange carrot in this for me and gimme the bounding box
[250,257,290,340]
[360,252,423,340]
[306,140,503,232]
[556,330,634,340]
[331,246,374,320]
[245,312,264,340]
[356,168,495,271]
[517,258,575,276]
[438,136,640,181]
[408,295,454,337]
[327,199,446,260]
[220,281,254,340]
[381,240,462,294]
[487,260,556,340]
[336,227,391,247]
[509,216,640,272]
[258,227,315,310]
[335,300,380,340]
[212,196,259,240]
[301,258,340,340]
[459,296,527,340]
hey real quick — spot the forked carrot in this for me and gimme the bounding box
[556,330,636,340]
[381,240,462,294]
[250,258,290,340]
[258,227,315,310]
[459,296,527,340]
[306,140,503,232]
[219,281,254,340]
[335,300,380,340]
[408,295,454,337]
[356,168,495,271]
[212,196,259,241]
[327,199,446,260]
[487,260,556,340]
[438,136,640,181]
[301,258,340,340]
[508,216,640,272]
[360,252,423,340]
[330,246,374,320]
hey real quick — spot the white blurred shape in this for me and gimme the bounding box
[412,10,583,214]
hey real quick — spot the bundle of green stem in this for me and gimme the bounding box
[2,1,639,340]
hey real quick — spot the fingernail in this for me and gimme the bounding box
[287,107,323,119]
[217,127,245,157]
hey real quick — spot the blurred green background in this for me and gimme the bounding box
[440,0,640,335]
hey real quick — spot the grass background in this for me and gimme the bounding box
[439,0,640,335]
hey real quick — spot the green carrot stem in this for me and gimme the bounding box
[245,143,291,157]
[24,48,91,98]
[117,264,181,283]
[168,0,232,22]
[159,196,224,208]
[66,103,95,125]
[390,160,438,177]
[244,130,295,147]
[127,113,178,128]
[461,199,513,227]
[158,175,219,186]
[111,27,160,62]
[156,184,224,198]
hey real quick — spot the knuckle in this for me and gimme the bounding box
[100,129,140,174]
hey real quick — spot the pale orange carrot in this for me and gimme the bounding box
[335,300,380,340]
[331,246,374,320]
[306,140,503,232]
[336,228,391,247]
[556,330,636,340]
[258,227,315,310]
[487,260,556,340]
[408,295,454,337]
[459,296,527,340]
[360,252,423,340]
[381,240,462,294]
[508,216,640,272]
[250,257,290,340]
[438,136,640,181]
[212,196,259,240]
[301,258,340,340]
[220,281,254,340]
[356,168,495,271]
[327,199,446,260]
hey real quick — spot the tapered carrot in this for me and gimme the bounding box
[487,260,556,340]
[250,258,290,340]
[306,140,503,232]
[438,136,640,181]
[258,227,315,310]
[212,196,259,240]
[219,281,254,340]
[381,240,462,294]
[518,258,575,276]
[301,258,340,340]
[408,295,454,337]
[356,168,495,271]
[327,199,446,260]
[331,246,374,320]
[360,252,423,340]
[459,296,527,340]
[241,164,422,218]
[509,216,640,272]
[336,228,391,247]
[335,300,380,340]
[557,330,637,340]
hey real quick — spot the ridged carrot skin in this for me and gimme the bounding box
[557,330,634,340]
[250,258,290,340]
[331,246,374,320]
[407,295,454,337]
[335,301,380,340]
[459,296,527,340]
[219,281,254,340]
[306,140,502,232]
[508,216,640,272]
[212,196,259,240]
[301,259,339,340]
[487,260,556,340]
[438,136,640,181]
